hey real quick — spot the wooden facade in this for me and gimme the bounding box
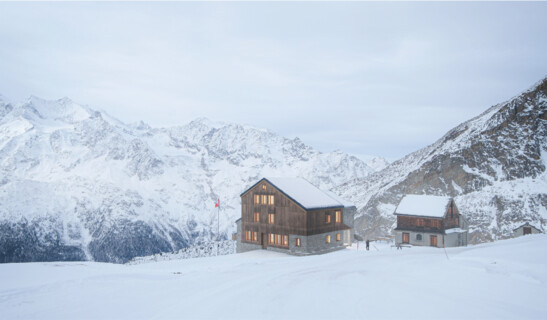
[240,178,350,250]
[395,199,461,234]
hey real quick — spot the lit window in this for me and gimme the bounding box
[268,195,275,205]
[326,213,331,224]
[326,235,331,243]
[269,233,275,244]
[254,195,260,204]
[276,234,282,245]
[268,213,275,224]
[336,233,341,241]
[261,195,267,205]
[335,211,341,223]
[283,235,288,246]
[253,231,258,242]
[262,184,266,190]
[295,238,301,247]
[417,219,425,227]
[254,212,260,222]
[246,230,251,241]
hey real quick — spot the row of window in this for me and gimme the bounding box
[402,232,438,246]
[326,211,342,224]
[415,218,441,228]
[254,194,275,205]
[253,212,275,224]
[244,231,342,246]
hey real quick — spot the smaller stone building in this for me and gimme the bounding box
[512,222,542,237]
[394,194,468,248]
[236,177,355,255]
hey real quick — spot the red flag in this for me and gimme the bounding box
[215,198,219,208]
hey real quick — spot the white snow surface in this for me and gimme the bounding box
[395,194,451,218]
[265,177,345,209]
[1,234,546,319]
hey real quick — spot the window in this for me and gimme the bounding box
[336,233,341,241]
[268,213,275,224]
[268,195,275,205]
[416,234,422,241]
[295,238,301,247]
[325,213,331,224]
[269,233,275,244]
[416,218,425,227]
[261,195,267,205]
[402,232,410,244]
[254,194,260,204]
[326,235,331,243]
[262,184,266,190]
[246,230,251,241]
[253,231,258,242]
[276,234,282,245]
[335,211,342,223]
[283,235,289,246]
[254,212,260,222]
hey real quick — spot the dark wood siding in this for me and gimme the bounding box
[395,216,444,233]
[241,179,349,245]
[443,199,461,229]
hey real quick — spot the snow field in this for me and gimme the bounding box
[1,235,546,319]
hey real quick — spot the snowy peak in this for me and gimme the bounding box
[335,76,547,243]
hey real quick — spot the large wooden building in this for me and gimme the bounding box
[394,195,468,248]
[236,177,355,255]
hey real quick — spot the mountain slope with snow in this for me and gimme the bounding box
[335,77,547,242]
[0,95,382,263]
[1,234,546,319]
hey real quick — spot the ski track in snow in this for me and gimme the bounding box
[1,234,546,319]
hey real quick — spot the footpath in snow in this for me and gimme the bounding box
[1,235,546,319]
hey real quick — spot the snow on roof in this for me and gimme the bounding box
[445,228,466,234]
[263,177,345,210]
[324,190,355,208]
[394,194,451,218]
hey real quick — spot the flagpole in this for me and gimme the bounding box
[217,198,220,256]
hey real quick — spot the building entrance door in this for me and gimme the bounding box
[261,233,267,249]
[430,235,438,247]
[523,227,532,235]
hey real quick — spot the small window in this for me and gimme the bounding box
[246,230,251,241]
[253,231,258,242]
[417,218,425,227]
[295,238,301,247]
[254,195,260,204]
[416,234,422,241]
[326,213,331,224]
[326,235,331,243]
[262,184,266,190]
[335,211,342,223]
[276,234,282,245]
[254,212,260,222]
[336,233,341,241]
[261,195,267,205]
[268,213,275,224]
[269,233,275,244]
[268,195,275,205]
[283,235,289,246]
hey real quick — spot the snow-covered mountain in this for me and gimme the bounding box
[335,77,547,243]
[0,95,382,263]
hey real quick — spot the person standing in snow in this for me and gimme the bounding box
[366,240,370,251]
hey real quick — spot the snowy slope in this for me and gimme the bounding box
[0,95,382,263]
[335,77,547,242]
[1,234,546,319]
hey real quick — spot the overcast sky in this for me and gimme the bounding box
[1,2,546,161]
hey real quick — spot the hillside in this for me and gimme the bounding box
[1,234,546,319]
[336,77,547,242]
[0,95,385,263]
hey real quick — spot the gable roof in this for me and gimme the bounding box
[241,177,348,210]
[513,222,542,232]
[394,194,451,218]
